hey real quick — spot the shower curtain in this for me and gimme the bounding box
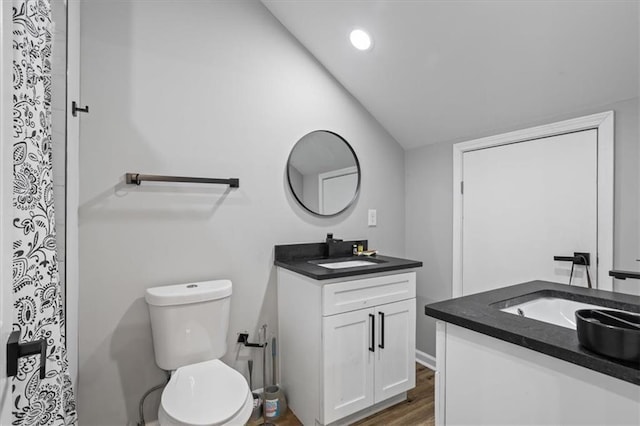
[12,0,77,424]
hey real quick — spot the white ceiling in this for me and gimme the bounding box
[262,0,639,150]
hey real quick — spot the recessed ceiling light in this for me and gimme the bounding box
[349,29,372,51]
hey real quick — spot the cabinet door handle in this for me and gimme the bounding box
[369,313,375,352]
[378,311,385,349]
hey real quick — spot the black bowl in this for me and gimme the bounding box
[575,309,640,364]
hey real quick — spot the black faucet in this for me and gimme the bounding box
[326,233,353,258]
[325,233,343,244]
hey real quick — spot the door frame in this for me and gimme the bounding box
[318,166,358,215]
[66,0,80,389]
[452,112,614,297]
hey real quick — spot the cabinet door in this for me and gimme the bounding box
[323,308,375,424]
[374,299,416,403]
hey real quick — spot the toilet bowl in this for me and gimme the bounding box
[158,359,253,426]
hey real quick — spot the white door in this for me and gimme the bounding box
[374,299,416,403]
[0,0,14,421]
[461,129,598,295]
[323,308,374,424]
[319,167,358,215]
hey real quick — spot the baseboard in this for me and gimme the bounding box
[416,349,436,371]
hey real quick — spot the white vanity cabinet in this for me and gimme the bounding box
[277,268,416,426]
[323,299,416,422]
[435,322,640,426]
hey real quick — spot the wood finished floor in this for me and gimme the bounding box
[248,363,434,426]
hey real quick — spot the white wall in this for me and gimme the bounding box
[408,97,640,357]
[78,1,405,424]
[613,98,640,295]
[406,140,453,356]
[51,0,80,392]
[50,0,66,316]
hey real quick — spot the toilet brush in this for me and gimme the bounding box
[271,337,276,386]
[259,325,274,426]
[248,360,261,420]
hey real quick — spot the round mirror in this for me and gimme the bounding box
[287,130,361,216]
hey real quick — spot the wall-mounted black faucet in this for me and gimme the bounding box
[553,252,592,288]
[553,252,590,266]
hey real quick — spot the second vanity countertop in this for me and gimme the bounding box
[425,281,640,385]
[274,241,422,280]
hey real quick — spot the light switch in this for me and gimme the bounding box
[368,209,377,227]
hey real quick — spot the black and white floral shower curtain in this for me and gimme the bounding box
[12,0,77,424]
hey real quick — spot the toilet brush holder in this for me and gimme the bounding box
[263,385,287,421]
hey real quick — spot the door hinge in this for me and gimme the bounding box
[460,181,464,194]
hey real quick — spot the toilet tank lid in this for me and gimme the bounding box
[145,280,232,306]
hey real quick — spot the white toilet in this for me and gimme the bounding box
[145,280,253,426]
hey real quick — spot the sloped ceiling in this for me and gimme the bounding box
[262,0,639,149]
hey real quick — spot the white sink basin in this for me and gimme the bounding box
[501,297,615,329]
[317,260,378,269]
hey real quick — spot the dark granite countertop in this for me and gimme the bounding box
[424,281,640,385]
[274,241,422,280]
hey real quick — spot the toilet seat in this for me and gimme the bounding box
[159,359,252,426]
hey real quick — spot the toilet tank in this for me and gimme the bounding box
[145,280,232,371]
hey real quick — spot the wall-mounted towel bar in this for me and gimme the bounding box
[126,173,239,188]
[609,270,640,280]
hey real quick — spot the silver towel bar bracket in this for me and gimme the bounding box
[125,173,239,188]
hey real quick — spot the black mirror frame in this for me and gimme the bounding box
[286,130,361,217]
